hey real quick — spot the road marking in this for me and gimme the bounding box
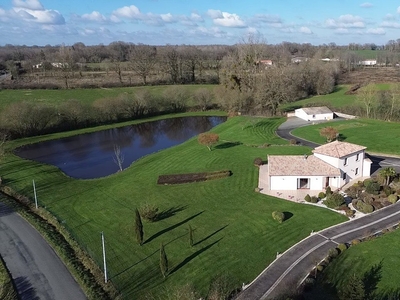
[317,233,339,245]
[261,208,400,299]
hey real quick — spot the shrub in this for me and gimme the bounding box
[328,248,339,258]
[324,193,345,209]
[304,194,311,202]
[318,192,326,199]
[310,196,318,203]
[316,265,324,272]
[372,201,383,210]
[198,132,219,151]
[272,211,285,223]
[289,139,297,145]
[382,185,393,196]
[345,185,360,199]
[363,178,373,187]
[358,192,373,204]
[325,186,332,196]
[253,157,263,166]
[355,201,374,214]
[337,243,348,252]
[346,209,355,218]
[365,182,381,195]
[388,194,398,204]
[140,203,159,222]
[352,239,361,245]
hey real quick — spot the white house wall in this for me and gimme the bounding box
[363,159,372,177]
[270,176,324,190]
[314,153,339,168]
[339,151,365,186]
[307,113,334,121]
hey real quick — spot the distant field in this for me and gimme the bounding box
[353,49,387,59]
[0,84,216,111]
[314,229,400,299]
[291,118,400,155]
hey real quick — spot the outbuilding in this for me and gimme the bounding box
[295,106,334,121]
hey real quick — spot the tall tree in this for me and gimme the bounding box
[129,44,157,85]
[340,273,365,300]
[160,243,168,278]
[357,83,377,118]
[379,167,396,185]
[134,208,144,245]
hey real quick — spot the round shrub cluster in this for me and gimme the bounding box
[310,196,318,203]
[253,157,263,166]
[324,193,345,209]
[388,194,398,204]
[318,192,326,199]
[304,194,311,202]
[272,211,285,223]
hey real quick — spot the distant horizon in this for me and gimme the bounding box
[1,0,400,46]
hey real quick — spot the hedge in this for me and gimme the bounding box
[157,170,232,185]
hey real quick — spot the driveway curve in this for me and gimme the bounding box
[235,117,400,299]
[0,200,86,300]
[236,202,400,299]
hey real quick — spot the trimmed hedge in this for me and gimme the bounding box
[157,170,232,185]
[272,211,285,223]
[318,192,326,199]
[388,194,398,204]
[324,193,345,209]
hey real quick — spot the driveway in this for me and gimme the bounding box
[0,201,86,300]
[236,202,400,299]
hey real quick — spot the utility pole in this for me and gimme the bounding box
[101,232,108,283]
[32,180,38,209]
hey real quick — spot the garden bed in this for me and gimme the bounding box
[157,170,232,185]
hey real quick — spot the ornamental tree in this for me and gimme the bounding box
[198,132,219,151]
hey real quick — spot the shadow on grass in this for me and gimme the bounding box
[283,212,293,221]
[215,141,242,149]
[337,133,347,141]
[193,225,228,246]
[169,238,223,275]
[363,260,383,299]
[156,205,187,221]
[110,232,188,280]
[144,211,204,245]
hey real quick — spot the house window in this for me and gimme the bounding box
[297,178,310,189]
[343,173,347,180]
[312,114,316,118]
[344,158,348,166]
[356,153,360,161]
[355,168,359,175]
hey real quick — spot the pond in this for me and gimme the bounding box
[15,116,226,179]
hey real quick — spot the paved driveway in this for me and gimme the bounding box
[0,201,86,300]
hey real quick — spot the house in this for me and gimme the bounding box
[295,106,334,121]
[259,59,273,66]
[291,57,309,64]
[359,59,377,66]
[267,141,371,191]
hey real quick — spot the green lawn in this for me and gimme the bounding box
[2,114,347,298]
[0,84,216,111]
[291,118,400,155]
[315,229,400,299]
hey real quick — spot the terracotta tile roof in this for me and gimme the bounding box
[299,106,333,115]
[268,155,341,176]
[313,141,366,158]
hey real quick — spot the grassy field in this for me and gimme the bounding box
[313,229,400,299]
[291,118,400,155]
[2,114,347,298]
[0,84,216,111]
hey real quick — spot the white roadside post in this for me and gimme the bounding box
[32,179,38,209]
[101,232,108,283]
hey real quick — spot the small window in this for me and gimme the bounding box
[312,114,316,118]
[356,153,360,161]
[355,168,359,175]
[344,158,348,166]
[343,173,347,180]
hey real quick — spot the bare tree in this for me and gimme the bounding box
[129,44,157,85]
[113,144,124,171]
[357,83,377,118]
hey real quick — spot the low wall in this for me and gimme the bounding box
[334,112,358,119]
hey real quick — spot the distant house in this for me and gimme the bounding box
[267,141,371,191]
[295,106,334,121]
[291,57,309,64]
[359,59,377,66]
[259,59,273,66]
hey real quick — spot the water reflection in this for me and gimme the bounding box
[15,116,226,179]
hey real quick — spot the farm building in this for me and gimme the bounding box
[295,106,334,121]
[266,141,371,191]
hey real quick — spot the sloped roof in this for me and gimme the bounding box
[298,106,333,115]
[268,155,341,176]
[313,141,366,158]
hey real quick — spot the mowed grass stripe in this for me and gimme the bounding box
[2,115,347,298]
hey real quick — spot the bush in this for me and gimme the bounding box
[316,265,324,272]
[253,157,263,166]
[328,248,339,258]
[345,185,360,199]
[355,201,374,214]
[366,182,381,195]
[325,186,332,196]
[318,192,326,199]
[140,203,159,222]
[372,201,383,210]
[304,194,311,202]
[388,194,398,204]
[346,209,355,218]
[383,185,393,196]
[289,139,297,145]
[272,211,285,223]
[310,196,318,203]
[363,178,373,187]
[324,193,345,209]
[337,243,348,252]
[352,239,361,245]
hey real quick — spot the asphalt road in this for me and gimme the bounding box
[236,201,400,300]
[0,201,86,300]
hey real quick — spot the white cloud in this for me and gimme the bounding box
[254,14,282,24]
[190,13,203,22]
[209,10,246,28]
[325,14,365,28]
[160,13,176,23]
[299,26,313,34]
[335,28,349,34]
[366,27,385,35]
[381,21,400,28]
[12,0,44,10]
[398,6,400,13]
[112,5,141,19]
[13,7,65,24]
[360,2,373,8]
[384,14,396,21]
[81,11,107,22]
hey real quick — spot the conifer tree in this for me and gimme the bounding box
[160,243,168,278]
[135,208,144,245]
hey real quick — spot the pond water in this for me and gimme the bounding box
[15,116,226,179]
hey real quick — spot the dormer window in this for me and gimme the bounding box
[356,153,360,161]
[344,157,348,166]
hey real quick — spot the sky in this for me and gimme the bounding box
[1,0,400,46]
